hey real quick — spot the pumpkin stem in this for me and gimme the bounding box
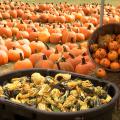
[88,25,92,30]
[71,37,74,43]
[43,54,47,60]
[56,61,61,70]
[20,19,24,24]
[76,28,79,33]
[4,24,6,27]
[60,24,62,28]
[69,53,75,58]
[53,24,56,28]
[13,47,16,50]
[12,36,16,41]
[78,44,81,49]
[81,57,86,64]
[55,48,58,54]
[63,45,68,52]
[10,16,13,22]
[60,57,66,62]
[82,52,87,56]
[20,53,24,60]
[32,27,37,32]
[44,43,50,50]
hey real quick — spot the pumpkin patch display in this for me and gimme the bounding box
[0,1,120,75]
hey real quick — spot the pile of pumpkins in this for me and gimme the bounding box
[0,0,120,76]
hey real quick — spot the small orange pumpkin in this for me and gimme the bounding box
[14,53,33,70]
[95,48,107,59]
[110,62,120,70]
[29,41,45,53]
[50,33,62,44]
[108,41,119,51]
[54,57,74,72]
[8,47,24,62]
[18,44,31,58]
[100,58,111,68]
[75,57,96,75]
[29,52,43,67]
[108,51,118,61]
[35,54,54,69]
[96,68,106,78]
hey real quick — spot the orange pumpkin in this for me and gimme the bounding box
[18,39,30,45]
[14,53,33,70]
[17,8,24,17]
[75,57,96,75]
[29,41,45,53]
[41,43,55,57]
[29,52,43,67]
[0,45,8,53]
[17,20,27,31]
[110,62,120,70]
[95,48,107,59]
[0,50,8,65]
[18,44,31,58]
[49,49,61,62]
[11,26,19,36]
[54,57,74,72]
[0,24,12,38]
[2,12,10,19]
[35,54,54,69]
[29,30,39,41]
[38,30,50,43]
[62,29,76,43]
[8,48,24,62]
[66,53,82,69]
[5,38,20,50]
[100,58,111,68]
[50,33,62,44]
[108,41,119,51]
[96,68,106,78]
[9,8,17,18]
[16,31,29,39]
[108,51,118,61]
